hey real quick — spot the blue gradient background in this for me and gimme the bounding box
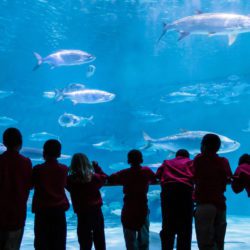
[1,0,250,248]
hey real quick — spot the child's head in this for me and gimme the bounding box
[176,149,190,158]
[69,153,94,183]
[238,154,250,165]
[201,134,221,154]
[43,139,61,159]
[127,149,143,166]
[3,128,22,151]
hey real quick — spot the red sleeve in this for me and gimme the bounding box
[223,158,233,184]
[231,165,249,193]
[231,175,245,193]
[192,157,199,183]
[92,162,108,177]
[32,165,39,189]
[156,162,165,180]
[108,170,125,185]
[27,158,33,189]
[66,176,72,192]
[147,168,157,184]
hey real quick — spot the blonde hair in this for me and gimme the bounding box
[69,153,94,183]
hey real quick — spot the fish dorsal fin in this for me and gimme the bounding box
[195,10,203,15]
[178,31,190,41]
[208,31,216,37]
[228,33,238,46]
[179,128,189,133]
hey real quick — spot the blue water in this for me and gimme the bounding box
[1,0,250,248]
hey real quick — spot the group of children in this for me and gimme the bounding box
[0,127,250,250]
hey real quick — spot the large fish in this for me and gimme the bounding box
[0,90,13,99]
[142,131,240,154]
[58,113,94,127]
[93,137,130,152]
[33,49,96,70]
[0,143,70,161]
[159,12,250,45]
[44,83,115,104]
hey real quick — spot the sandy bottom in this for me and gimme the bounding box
[21,215,250,249]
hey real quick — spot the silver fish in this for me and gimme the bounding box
[133,110,165,123]
[0,116,17,126]
[29,132,60,142]
[0,143,70,161]
[33,49,96,70]
[142,131,240,154]
[93,137,129,152]
[0,90,13,99]
[44,83,115,104]
[159,13,250,45]
[162,79,250,105]
[58,113,94,128]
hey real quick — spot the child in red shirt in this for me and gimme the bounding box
[193,134,232,250]
[108,149,156,250]
[156,149,194,250]
[232,154,250,195]
[0,128,32,250]
[32,139,69,250]
[66,153,107,250]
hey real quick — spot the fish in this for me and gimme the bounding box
[44,83,115,104]
[58,113,94,128]
[161,91,197,104]
[242,120,250,132]
[159,12,250,45]
[0,116,18,126]
[29,132,60,142]
[133,110,165,123]
[86,65,96,78]
[161,79,250,105]
[33,49,96,70]
[0,90,13,99]
[142,131,240,154]
[0,143,70,161]
[93,137,130,152]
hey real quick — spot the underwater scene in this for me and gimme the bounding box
[2,0,250,248]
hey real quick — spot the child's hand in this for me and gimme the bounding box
[239,172,250,183]
[92,161,98,167]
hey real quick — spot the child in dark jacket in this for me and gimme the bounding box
[0,128,32,250]
[32,139,69,250]
[193,134,232,250]
[66,153,107,250]
[156,149,194,250]
[232,154,250,195]
[109,149,156,250]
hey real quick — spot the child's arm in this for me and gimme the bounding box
[231,165,250,193]
[224,159,233,184]
[231,174,245,193]
[108,170,124,185]
[156,162,165,180]
[148,168,157,184]
[92,161,108,186]
[92,161,107,175]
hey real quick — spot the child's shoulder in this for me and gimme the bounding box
[141,166,154,172]
[58,162,68,169]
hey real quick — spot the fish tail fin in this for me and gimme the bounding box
[54,89,64,101]
[88,115,94,125]
[140,132,154,150]
[33,52,43,71]
[157,23,169,43]
[143,131,154,141]
[43,91,55,99]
